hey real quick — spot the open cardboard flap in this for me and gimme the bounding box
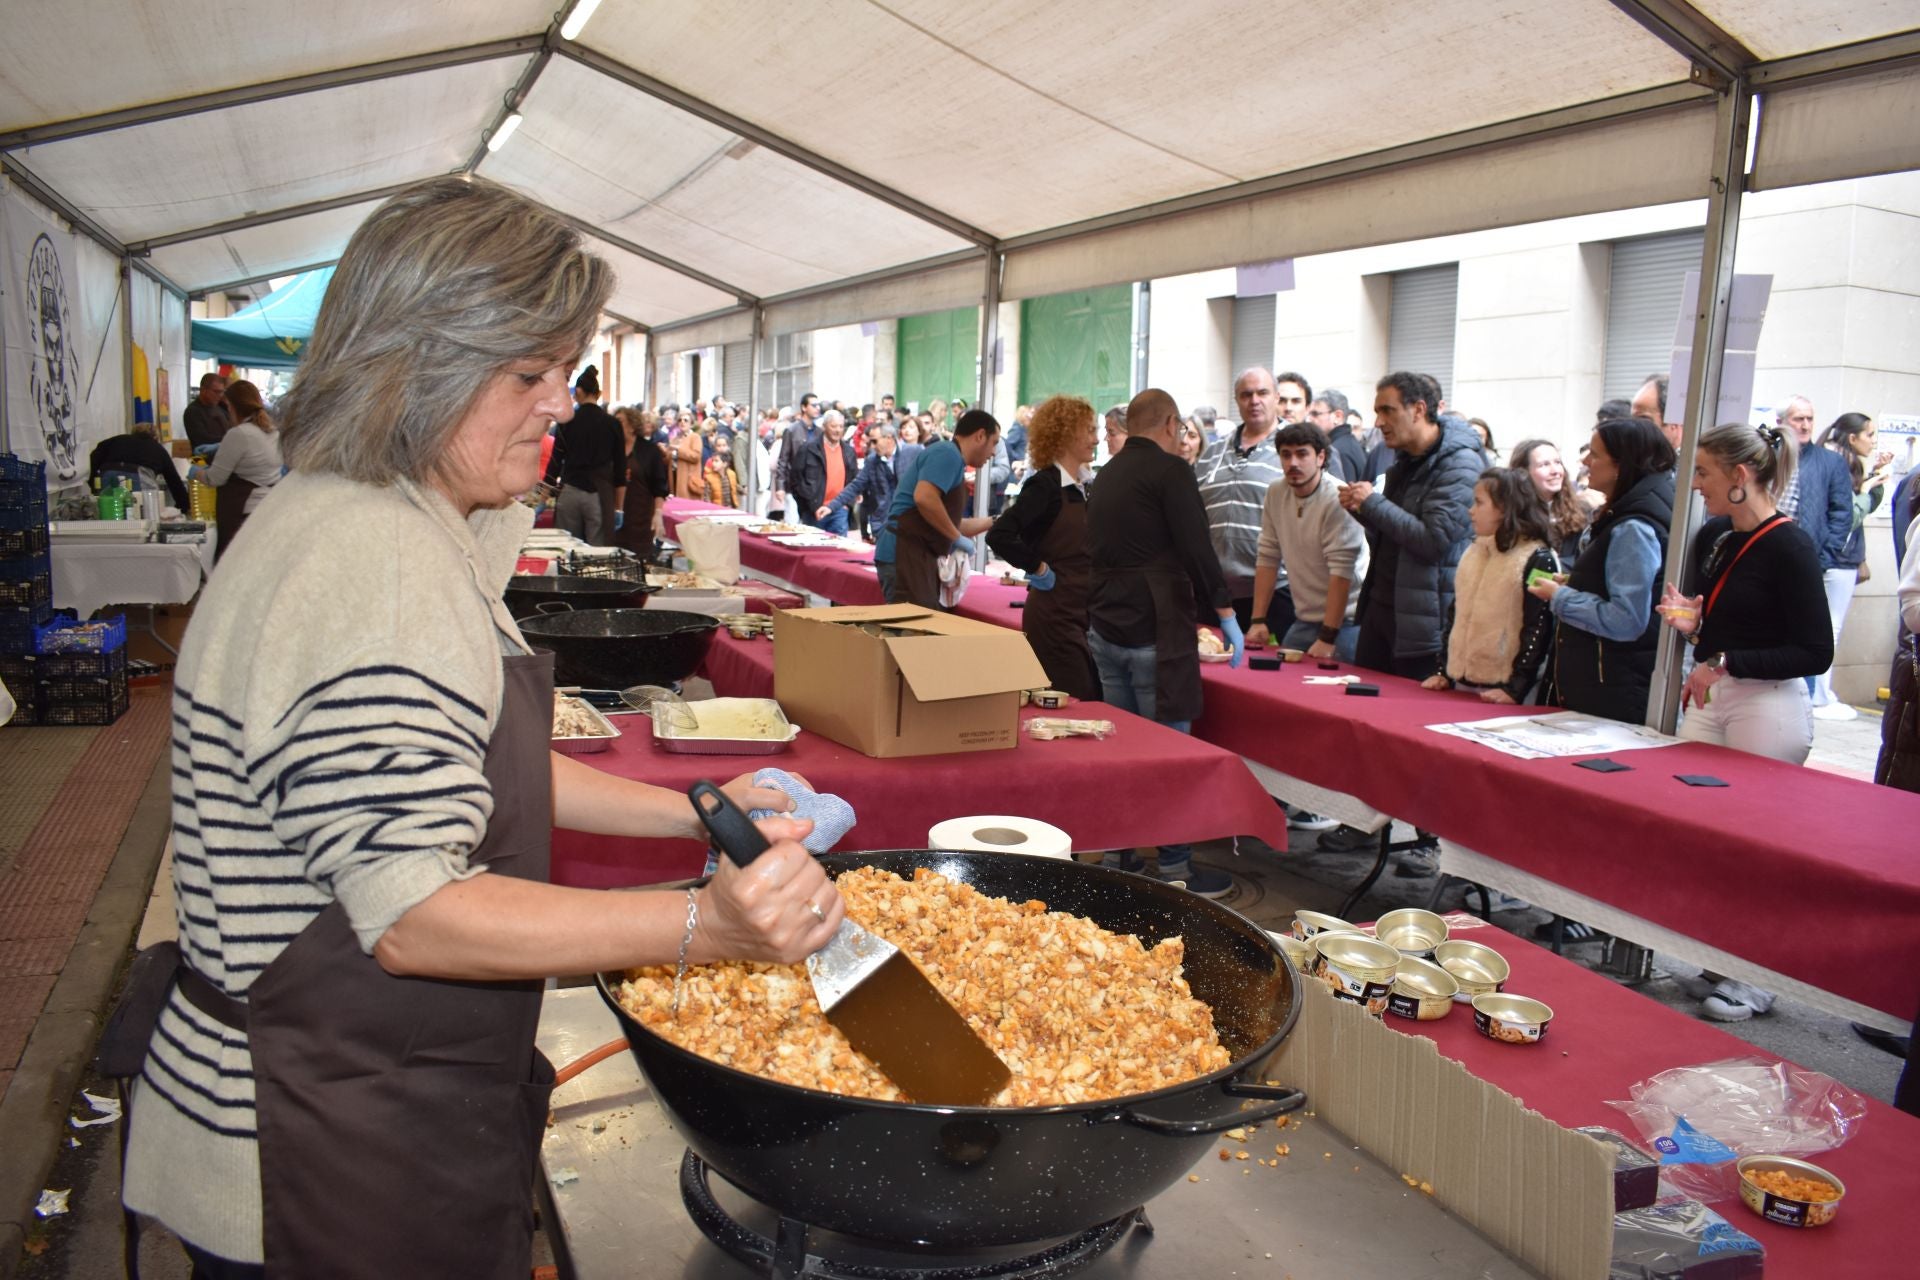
[886,631,1049,702]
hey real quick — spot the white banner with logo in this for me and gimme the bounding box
[2,177,126,491]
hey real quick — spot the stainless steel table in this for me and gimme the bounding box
[535,987,1539,1279]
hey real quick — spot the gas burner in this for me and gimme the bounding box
[679,1150,1149,1280]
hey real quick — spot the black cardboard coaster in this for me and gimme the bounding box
[1249,655,1281,671]
[1344,682,1381,697]
[1575,758,1632,773]
[1006,601,1024,610]
[1317,661,1341,670]
[1675,774,1730,788]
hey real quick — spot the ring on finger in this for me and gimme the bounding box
[807,899,826,922]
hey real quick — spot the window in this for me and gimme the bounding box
[1230,294,1276,380]
[1603,230,1704,400]
[1387,265,1459,397]
[756,331,813,411]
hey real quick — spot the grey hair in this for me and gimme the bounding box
[1316,388,1350,418]
[280,176,613,484]
[1190,404,1218,428]
[821,409,845,430]
[871,421,898,439]
[1774,395,1813,424]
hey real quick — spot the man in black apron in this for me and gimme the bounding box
[873,409,1000,609]
[1086,389,1242,898]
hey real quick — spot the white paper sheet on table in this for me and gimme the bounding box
[1426,711,1679,760]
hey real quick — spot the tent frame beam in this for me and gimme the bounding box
[1749,29,1920,89]
[555,43,993,250]
[2,155,132,261]
[1607,1,1757,84]
[0,36,546,151]
[554,209,757,305]
[999,81,1710,254]
[127,181,424,253]
[1646,79,1754,735]
[194,259,340,299]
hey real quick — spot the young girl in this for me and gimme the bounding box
[1423,468,1559,704]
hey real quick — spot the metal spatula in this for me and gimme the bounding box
[690,782,1012,1106]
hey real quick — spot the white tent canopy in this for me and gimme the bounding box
[0,0,1914,333]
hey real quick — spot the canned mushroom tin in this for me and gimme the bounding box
[1433,938,1510,1003]
[1472,993,1553,1044]
[1373,908,1449,958]
[1031,689,1071,709]
[1292,910,1359,942]
[1313,933,1400,1017]
[1735,1155,1846,1228]
[1385,955,1459,1020]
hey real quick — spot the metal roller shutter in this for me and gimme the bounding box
[1387,265,1459,397]
[722,340,752,406]
[1231,294,1276,380]
[1603,230,1703,399]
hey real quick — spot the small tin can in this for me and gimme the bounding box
[1269,932,1315,972]
[1385,955,1459,1020]
[1313,933,1400,1017]
[1471,993,1553,1044]
[1373,908,1449,958]
[1434,938,1510,1003]
[1277,647,1305,662]
[1031,689,1070,710]
[1736,1155,1845,1228]
[1292,910,1359,942]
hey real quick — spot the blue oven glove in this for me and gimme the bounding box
[950,534,976,556]
[1026,565,1057,592]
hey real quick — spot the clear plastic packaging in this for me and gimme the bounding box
[1605,1057,1868,1203]
[1024,716,1115,741]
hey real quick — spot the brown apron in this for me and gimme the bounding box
[1024,489,1100,701]
[248,649,556,1278]
[890,477,966,610]
[212,476,257,565]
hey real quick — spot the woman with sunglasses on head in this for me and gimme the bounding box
[1658,422,1833,763]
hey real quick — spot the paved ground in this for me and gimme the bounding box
[0,689,1904,1276]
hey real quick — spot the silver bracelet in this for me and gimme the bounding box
[671,886,699,1016]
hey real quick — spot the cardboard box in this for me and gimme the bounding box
[773,604,1047,758]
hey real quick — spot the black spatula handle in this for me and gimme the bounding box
[690,781,771,869]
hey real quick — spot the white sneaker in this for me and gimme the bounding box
[1703,979,1776,1022]
[1285,805,1339,832]
[1811,702,1858,722]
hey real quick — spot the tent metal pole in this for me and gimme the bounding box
[744,307,764,516]
[192,259,340,300]
[1645,80,1753,735]
[972,249,1004,565]
[0,36,547,151]
[1606,1,1756,85]
[133,260,189,301]
[1,156,130,261]
[127,182,424,253]
[122,256,136,429]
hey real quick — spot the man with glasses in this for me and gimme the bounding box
[1309,389,1368,483]
[819,421,900,540]
[184,372,232,449]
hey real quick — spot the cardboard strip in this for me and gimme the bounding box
[1266,981,1612,1279]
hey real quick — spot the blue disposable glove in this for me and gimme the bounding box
[950,535,976,556]
[1219,614,1246,669]
[1026,565,1057,591]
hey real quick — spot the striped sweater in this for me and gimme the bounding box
[1197,427,1288,598]
[122,470,533,1263]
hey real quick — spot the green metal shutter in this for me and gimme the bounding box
[1603,230,1703,399]
[896,307,979,411]
[1387,265,1459,398]
[1017,284,1134,412]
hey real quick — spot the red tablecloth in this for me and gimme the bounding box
[1199,660,1920,1021]
[1376,920,1920,1278]
[553,701,1288,888]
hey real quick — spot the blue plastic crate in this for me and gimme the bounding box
[0,526,49,559]
[33,612,126,655]
[0,552,53,611]
[0,606,49,654]
[0,455,46,485]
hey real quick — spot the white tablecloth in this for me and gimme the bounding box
[50,540,211,619]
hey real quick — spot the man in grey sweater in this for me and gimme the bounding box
[1249,422,1368,662]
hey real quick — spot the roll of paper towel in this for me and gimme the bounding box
[927,815,1073,859]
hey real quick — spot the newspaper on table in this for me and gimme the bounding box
[1426,711,1679,761]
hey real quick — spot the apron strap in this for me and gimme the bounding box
[178,962,250,1033]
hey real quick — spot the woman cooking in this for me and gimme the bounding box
[118,177,844,1279]
[986,395,1101,699]
[191,379,283,562]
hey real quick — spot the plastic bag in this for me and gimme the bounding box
[677,518,741,584]
[1025,717,1115,741]
[1605,1057,1867,1203]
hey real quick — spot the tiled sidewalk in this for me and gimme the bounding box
[0,685,170,1113]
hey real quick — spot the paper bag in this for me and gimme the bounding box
[678,518,741,584]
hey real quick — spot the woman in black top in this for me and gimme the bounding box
[1658,422,1832,765]
[613,407,668,555]
[986,395,1101,700]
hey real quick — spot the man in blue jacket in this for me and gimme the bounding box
[820,421,900,540]
[1774,396,1857,708]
